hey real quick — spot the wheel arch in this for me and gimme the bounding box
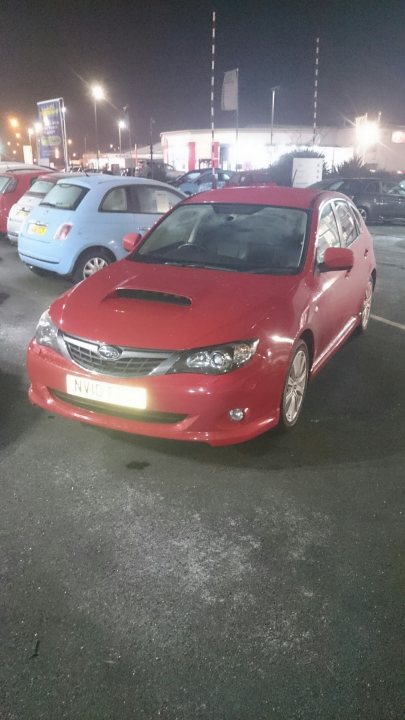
[73,244,116,269]
[298,329,315,371]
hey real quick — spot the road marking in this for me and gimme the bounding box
[371,314,405,332]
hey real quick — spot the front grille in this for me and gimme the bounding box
[52,390,186,424]
[63,334,171,377]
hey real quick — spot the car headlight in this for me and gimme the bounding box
[169,339,259,375]
[35,309,61,353]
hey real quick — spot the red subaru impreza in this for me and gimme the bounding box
[27,185,376,446]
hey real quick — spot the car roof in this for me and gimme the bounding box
[0,168,53,178]
[182,185,322,209]
[53,174,184,191]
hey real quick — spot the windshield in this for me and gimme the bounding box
[132,203,308,274]
[39,183,88,210]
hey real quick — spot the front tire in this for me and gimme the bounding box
[72,248,114,284]
[279,341,309,429]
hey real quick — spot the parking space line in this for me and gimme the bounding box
[371,314,405,332]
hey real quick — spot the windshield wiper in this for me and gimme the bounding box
[39,202,56,208]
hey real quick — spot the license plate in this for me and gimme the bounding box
[66,374,147,410]
[29,223,47,235]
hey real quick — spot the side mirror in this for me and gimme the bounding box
[123,232,143,253]
[321,246,354,272]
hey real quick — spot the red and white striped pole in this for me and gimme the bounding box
[211,10,216,181]
[313,36,320,145]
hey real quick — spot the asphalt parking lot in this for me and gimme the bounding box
[1,228,404,720]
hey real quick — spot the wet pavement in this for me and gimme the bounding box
[0,228,404,719]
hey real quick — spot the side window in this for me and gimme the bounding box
[316,202,341,263]
[363,181,379,193]
[100,187,128,212]
[381,181,398,193]
[334,200,359,247]
[135,186,182,214]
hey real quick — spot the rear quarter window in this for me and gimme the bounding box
[0,176,17,194]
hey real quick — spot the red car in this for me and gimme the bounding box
[0,166,53,235]
[27,186,376,446]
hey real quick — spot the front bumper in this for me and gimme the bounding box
[27,340,282,446]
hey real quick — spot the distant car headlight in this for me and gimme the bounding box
[169,340,259,375]
[35,310,61,353]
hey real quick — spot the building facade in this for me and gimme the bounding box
[160,124,405,175]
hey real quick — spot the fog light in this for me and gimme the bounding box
[229,408,245,422]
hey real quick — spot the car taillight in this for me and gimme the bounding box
[54,223,73,241]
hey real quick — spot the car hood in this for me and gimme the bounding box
[50,259,299,349]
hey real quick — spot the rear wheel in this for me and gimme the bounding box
[358,276,374,332]
[72,248,114,284]
[279,341,309,429]
[358,207,369,222]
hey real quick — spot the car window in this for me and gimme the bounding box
[333,200,359,247]
[381,181,399,193]
[40,183,88,210]
[26,179,56,197]
[100,187,129,212]
[326,180,345,191]
[316,202,341,263]
[0,176,16,194]
[362,181,379,193]
[0,176,12,193]
[135,186,183,214]
[387,184,405,196]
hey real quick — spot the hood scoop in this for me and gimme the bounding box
[115,288,192,306]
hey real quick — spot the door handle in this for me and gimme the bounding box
[364,248,369,257]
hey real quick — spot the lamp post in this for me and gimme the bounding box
[270,86,280,149]
[27,128,34,162]
[34,122,42,163]
[91,84,105,170]
[118,120,126,154]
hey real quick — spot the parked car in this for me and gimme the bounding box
[173,169,234,195]
[7,172,67,244]
[0,166,53,235]
[132,160,182,182]
[18,175,185,282]
[169,169,208,187]
[27,185,376,446]
[310,177,405,222]
[226,168,275,186]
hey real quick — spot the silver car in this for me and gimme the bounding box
[7,173,65,244]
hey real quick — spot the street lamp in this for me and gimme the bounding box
[118,120,126,154]
[91,84,105,170]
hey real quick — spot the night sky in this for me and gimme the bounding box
[1,0,405,155]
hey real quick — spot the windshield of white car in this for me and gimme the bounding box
[131,203,308,274]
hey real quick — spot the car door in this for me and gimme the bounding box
[382,183,405,220]
[311,200,348,356]
[98,185,137,254]
[352,179,380,221]
[332,199,372,320]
